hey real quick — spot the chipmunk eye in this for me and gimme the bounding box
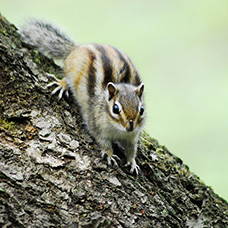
[140,106,144,116]
[113,104,120,114]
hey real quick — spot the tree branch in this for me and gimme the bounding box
[0,14,227,228]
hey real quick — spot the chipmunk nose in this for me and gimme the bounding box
[126,120,134,131]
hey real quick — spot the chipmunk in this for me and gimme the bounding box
[20,19,146,174]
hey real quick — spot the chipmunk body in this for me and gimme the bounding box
[20,20,146,173]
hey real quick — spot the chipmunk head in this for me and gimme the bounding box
[106,82,145,132]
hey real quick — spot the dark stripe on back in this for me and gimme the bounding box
[112,47,131,84]
[95,44,113,88]
[134,70,141,86]
[126,56,141,86]
[124,55,142,86]
[87,50,97,98]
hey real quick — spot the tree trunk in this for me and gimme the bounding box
[0,14,227,228]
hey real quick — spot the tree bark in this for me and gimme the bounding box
[0,14,227,228]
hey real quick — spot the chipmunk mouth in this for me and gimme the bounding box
[126,120,134,132]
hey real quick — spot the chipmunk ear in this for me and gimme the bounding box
[107,82,118,100]
[135,83,144,99]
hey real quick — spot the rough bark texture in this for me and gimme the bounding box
[0,14,228,228]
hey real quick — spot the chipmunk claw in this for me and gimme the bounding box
[101,151,120,167]
[125,161,140,175]
[46,73,59,81]
[45,73,68,99]
[107,156,119,167]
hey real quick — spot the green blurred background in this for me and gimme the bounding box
[1,0,228,201]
